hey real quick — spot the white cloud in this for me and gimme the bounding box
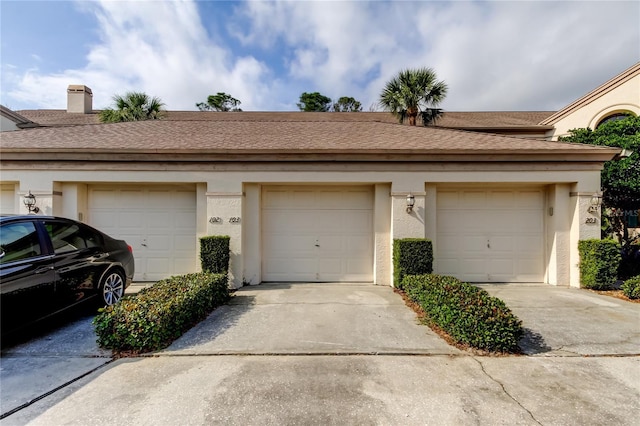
[6,0,274,111]
[2,0,638,112]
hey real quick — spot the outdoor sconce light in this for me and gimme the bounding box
[23,191,39,214]
[406,193,415,213]
[588,193,602,213]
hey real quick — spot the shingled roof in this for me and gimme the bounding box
[14,109,555,129]
[0,116,618,163]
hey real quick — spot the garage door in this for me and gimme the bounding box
[1,184,15,214]
[262,186,373,282]
[436,188,544,282]
[88,186,197,281]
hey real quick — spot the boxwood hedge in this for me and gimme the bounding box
[393,238,433,289]
[402,274,523,353]
[94,272,230,353]
[200,235,230,274]
[578,239,621,290]
[621,275,640,299]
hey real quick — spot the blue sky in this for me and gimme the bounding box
[1,0,638,112]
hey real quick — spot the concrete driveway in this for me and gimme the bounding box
[478,283,640,356]
[1,282,639,425]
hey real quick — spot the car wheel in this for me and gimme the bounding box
[100,270,125,306]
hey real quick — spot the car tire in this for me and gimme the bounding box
[99,270,125,306]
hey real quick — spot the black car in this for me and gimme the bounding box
[0,215,134,335]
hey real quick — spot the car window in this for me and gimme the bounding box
[45,222,89,254]
[0,222,42,263]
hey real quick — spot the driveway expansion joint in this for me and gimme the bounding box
[0,359,115,421]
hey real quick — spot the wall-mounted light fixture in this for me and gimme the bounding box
[406,193,415,213]
[23,191,39,214]
[588,193,602,213]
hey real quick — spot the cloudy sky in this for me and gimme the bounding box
[1,0,638,112]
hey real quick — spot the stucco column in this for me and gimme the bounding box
[242,184,261,285]
[569,191,602,287]
[17,180,56,216]
[391,186,427,239]
[206,182,244,289]
[546,184,571,286]
[374,183,392,286]
[424,184,437,243]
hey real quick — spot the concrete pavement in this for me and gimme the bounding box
[478,283,640,356]
[1,282,639,425]
[163,283,460,355]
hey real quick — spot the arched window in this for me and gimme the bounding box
[596,112,633,128]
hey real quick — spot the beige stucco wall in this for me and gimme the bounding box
[1,164,604,288]
[547,73,640,140]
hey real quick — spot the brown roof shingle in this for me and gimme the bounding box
[15,110,554,129]
[0,118,615,157]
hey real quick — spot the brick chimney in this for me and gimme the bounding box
[67,85,93,113]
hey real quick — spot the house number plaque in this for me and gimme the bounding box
[585,217,597,224]
[209,216,242,224]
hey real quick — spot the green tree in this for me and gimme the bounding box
[297,92,332,112]
[560,115,640,244]
[379,67,448,126]
[196,92,242,112]
[99,91,164,123]
[332,96,362,112]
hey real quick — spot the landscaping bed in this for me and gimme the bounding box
[94,272,230,354]
[400,274,524,354]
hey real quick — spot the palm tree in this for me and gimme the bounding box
[379,68,448,126]
[100,91,165,123]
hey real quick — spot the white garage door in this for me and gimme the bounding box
[88,186,197,281]
[1,184,15,214]
[436,188,544,282]
[262,186,374,282]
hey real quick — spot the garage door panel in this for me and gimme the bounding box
[437,188,544,283]
[488,192,515,207]
[318,258,342,274]
[518,191,545,206]
[89,186,196,281]
[262,186,373,282]
[490,236,513,252]
[514,211,543,229]
[347,235,372,254]
[464,236,487,252]
[489,259,514,275]
[147,258,171,274]
[119,211,145,228]
[345,211,373,230]
[462,259,486,275]
[438,191,459,207]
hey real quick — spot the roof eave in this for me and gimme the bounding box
[0,148,621,163]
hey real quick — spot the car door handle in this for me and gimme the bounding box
[35,266,54,274]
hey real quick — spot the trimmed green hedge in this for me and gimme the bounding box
[621,275,640,299]
[402,274,523,353]
[578,239,621,290]
[393,238,433,289]
[93,272,230,353]
[200,235,230,273]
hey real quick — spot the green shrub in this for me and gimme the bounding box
[200,235,230,273]
[393,238,433,289]
[578,239,621,290]
[93,272,230,352]
[621,276,640,299]
[402,274,523,353]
